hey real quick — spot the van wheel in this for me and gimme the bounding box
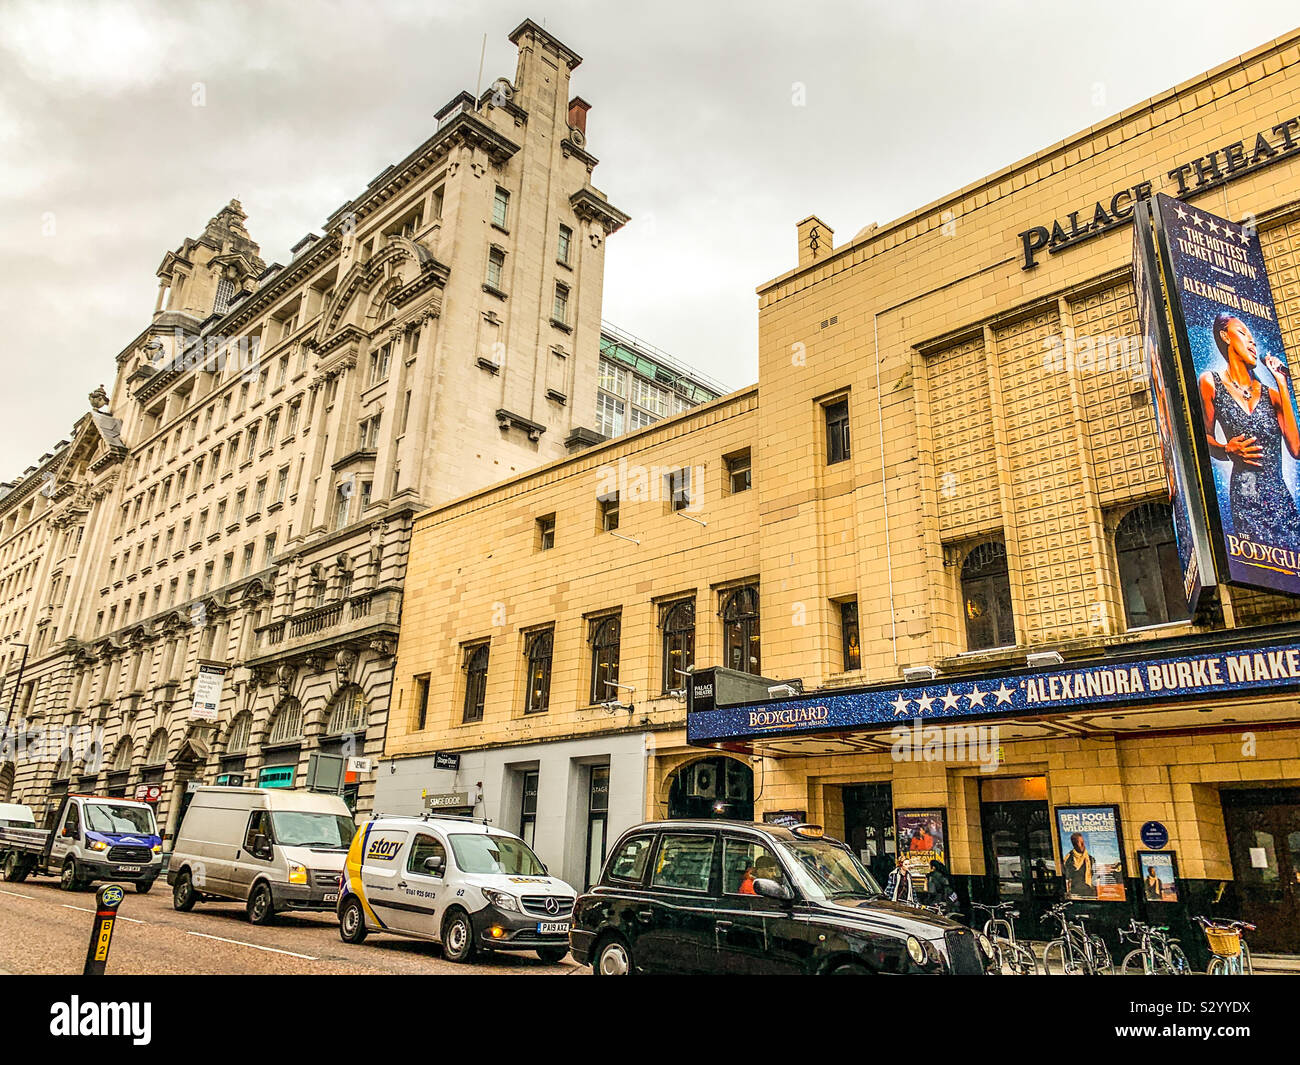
[135,879,154,895]
[339,897,368,944]
[247,882,276,925]
[593,935,634,976]
[2,852,29,883]
[60,858,83,892]
[441,909,476,963]
[172,870,197,911]
[536,946,568,964]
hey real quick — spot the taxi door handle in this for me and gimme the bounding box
[637,909,654,921]
[716,920,733,934]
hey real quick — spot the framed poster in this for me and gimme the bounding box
[1137,850,1180,903]
[762,810,807,829]
[1055,804,1127,901]
[895,807,948,883]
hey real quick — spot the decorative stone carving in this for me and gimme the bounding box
[335,648,357,682]
[368,638,394,659]
[89,384,110,411]
[276,663,297,697]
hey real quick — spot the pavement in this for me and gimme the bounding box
[0,876,585,976]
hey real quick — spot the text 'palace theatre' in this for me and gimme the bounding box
[385,29,1300,954]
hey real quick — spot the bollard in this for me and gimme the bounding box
[83,883,125,976]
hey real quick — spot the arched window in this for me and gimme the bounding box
[661,599,695,692]
[1116,502,1189,629]
[524,630,553,715]
[145,730,169,766]
[961,541,1015,651]
[589,617,620,704]
[722,586,760,675]
[462,644,490,723]
[327,686,366,734]
[225,712,252,755]
[110,739,134,772]
[267,700,303,745]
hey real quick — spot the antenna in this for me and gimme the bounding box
[475,33,487,99]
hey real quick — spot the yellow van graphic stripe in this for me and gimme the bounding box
[347,822,387,929]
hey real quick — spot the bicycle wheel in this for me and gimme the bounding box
[1044,937,1084,975]
[1089,934,1113,975]
[1120,949,1152,975]
[1166,943,1191,975]
[1242,942,1253,975]
[1007,941,1039,975]
[1207,956,1227,976]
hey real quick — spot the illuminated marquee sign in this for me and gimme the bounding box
[687,637,1300,743]
[1018,112,1300,269]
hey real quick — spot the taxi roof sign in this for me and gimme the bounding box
[790,823,824,839]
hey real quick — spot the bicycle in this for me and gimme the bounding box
[1194,916,1255,975]
[972,901,1039,974]
[1118,919,1190,975]
[1042,901,1113,974]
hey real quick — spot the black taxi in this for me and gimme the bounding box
[570,820,996,975]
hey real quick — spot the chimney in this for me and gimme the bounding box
[796,215,834,270]
[568,96,591,136]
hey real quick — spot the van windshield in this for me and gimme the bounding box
[270,812,356,849]
[450,833,546,876]
[83,803,156,835]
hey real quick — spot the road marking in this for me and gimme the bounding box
[185,931,318,960]
[62,904,146,924]
[0,889,35,900]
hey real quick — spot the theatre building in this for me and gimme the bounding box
[384,30,1300,954]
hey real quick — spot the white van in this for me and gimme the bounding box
[338,815,576,963]
[166,786,355,924]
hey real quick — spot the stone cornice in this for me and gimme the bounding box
[570,187,629,235]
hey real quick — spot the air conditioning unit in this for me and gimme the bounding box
[689,762,717,799]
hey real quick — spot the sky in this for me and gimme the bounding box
[2,0,1298,473]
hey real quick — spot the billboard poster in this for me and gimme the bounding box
[1154,192,1300,596]
[1132,198,1214,614]
[1137,850,1179,903]
[190,663,226,722]
[1055,804,1127,901]
[895,807,948,884]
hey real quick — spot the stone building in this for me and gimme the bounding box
[382,28,1300,958]
[0,20,732,837]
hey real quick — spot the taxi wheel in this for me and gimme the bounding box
[173,870,197,912]
[830,962,870,975]
[441,909,476,963]
[593,935,634,976]
[339,897,368,944]
[247,882,277,925]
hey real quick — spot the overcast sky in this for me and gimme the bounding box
[2,0,1298,472]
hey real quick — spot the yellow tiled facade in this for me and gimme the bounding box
[386,29,1300,946]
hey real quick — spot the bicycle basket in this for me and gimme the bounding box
[1204,927,1241,957]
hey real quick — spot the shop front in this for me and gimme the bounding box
[687,632,1300,957]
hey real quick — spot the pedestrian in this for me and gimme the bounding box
[925,859,958,911]
[885,855,914,903]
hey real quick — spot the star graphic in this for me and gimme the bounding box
[1175,206,1187,221]
[993,682,1015,706]
[890,693,910,717]
[967,684,988,708]
[1207,218,1220,234]
[1192,213,1205,228]
[941,688,961,711]
[1239,227,1252,245]
[916,692,935,714]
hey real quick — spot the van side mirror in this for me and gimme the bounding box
[422,855,445,876]
[252,833,273,860]
[753,878,794,902]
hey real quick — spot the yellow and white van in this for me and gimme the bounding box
[338,814,576,963]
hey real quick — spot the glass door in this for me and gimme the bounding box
[980,777,1056,939]
[585,765,610,889]
[1222,787,1300,953]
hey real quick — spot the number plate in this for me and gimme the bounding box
[323,893,339,903]
[537,921,569,935]
[115,865,142,873]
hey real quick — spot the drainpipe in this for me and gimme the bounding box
[873,314,898,668]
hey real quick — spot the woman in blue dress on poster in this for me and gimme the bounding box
[1197,312,1300,549]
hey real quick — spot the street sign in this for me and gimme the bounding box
[433,751,460,771]
[347,757,374,774]
[423,790,470,810]
[83,883,124,975]
[134,784,162,803]
[190,663,227,722]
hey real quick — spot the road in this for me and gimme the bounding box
[0,876,584,976]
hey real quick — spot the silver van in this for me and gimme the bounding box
[166,786,355,924]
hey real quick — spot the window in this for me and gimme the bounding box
[369,343,392,385]
[275,466,289,503]
[824,398,850,465]
[595,392,624,437]
[519,771,539,846]
[253,477,267,513]
[265,410,279,443]
[486,247,506,290]
[263,533,277,565]
[407,833,446,876]
[666,468,692,512]
[1115,502,1189,629]
[359,480,372,514]
[243,810,272,850]
[462,643,489,723]
[234,489,246,521]
[722,585,761,674]
[492,186,510,229]
[607,835,654,883]
[145,729,168,765]
[244,424,259,459]
[326,687,366,734]
[629,407,655,431]
[662,599,696,692]
[268,701,303,744]
[241,543,255,576]
[225,712,252,754]
[589,615,621,704]
[334,485,351,529]
[839,599,861,671]
[651,834,715,893]
[599,490,619,532]
[286,399,301,437]
[552,282,569,325]
[598,359,626,396]
[358,414,381,449]
[536,514,556,551]
[412,674,430,730]
[276,354,289,388]
[961,540,1015,651]
[557,224,572,265]
[524,629,553,714]
[723,838,779,895]
[221,552,234,584]
[726,450,752,494]
[632,378,669,416]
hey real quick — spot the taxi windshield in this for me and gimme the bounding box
[450,833,546,876]
[775,839,882,901]
[83,802,156,836]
